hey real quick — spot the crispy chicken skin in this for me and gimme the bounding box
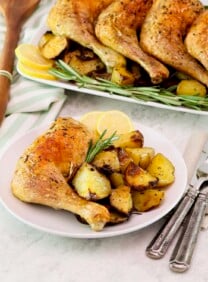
[140,0,208,86]
[185,10,208,71]
[95,0,169,84]
[11,117,110,231]
[47,0,126,72]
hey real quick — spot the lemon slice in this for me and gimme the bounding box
[15,43,53,70]
[80,111,104,142]
[17,61,57,80]
[80,111,104,130]
[96,110,134,137]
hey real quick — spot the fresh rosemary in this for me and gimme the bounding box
[85,130,119,163]
[49,60,208,111]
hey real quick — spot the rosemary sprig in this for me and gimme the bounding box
[49,60,208,111]
[85,130,119,163]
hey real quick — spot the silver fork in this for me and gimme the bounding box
[169,163,208,272]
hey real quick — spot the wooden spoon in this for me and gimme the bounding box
[0,0,40,125]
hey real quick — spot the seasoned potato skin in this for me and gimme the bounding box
[125,162,158,190]
[113,130,144,148]
[39,32,68,59]
[111,66,135,85]
[108,209,129,225]
[117,148,133,173]
[64,48,105,75]
[72,162,111,200]
[68,55,105,75]
[125,147,155,169]
[132,189,165,212]
[147,153,175,187]
[110,185,133,214]
[176,79,206,97]
[92,149,120,174]
[109,172,124,187]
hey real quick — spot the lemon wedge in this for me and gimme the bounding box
[15,43,53,70]
[96,110,134,137]
[17,61,56,80]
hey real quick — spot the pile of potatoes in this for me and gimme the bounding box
[38,31,207,94]
[70,129,175,226]
[38,32,150,86]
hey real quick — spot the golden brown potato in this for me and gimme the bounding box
[39,32,54,48]
[77,207,129,226]
[176,79,206,97]
[117,148,133,173]
[125,162,158,190]
[63,48,105,75]
[147,153,175,187]
[125,147,155,169]
[132,189,165,212]
[69,56,105,75]
[92,149,120,174]
[39,32,68,59]
[111,66,135,86]
[64,49,81,63]
[72,162,111,200]
[109,172,124,188]
[113,130,144,149]
[109,185,133,215]
[108,209,129,225]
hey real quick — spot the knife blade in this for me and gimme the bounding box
[145,139,208,259]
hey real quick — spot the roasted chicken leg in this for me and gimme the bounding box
[185,10,208,71]
[95,0,169,84]
[140,0,208,86]
[11,117,110,231]
[47,0,127,72]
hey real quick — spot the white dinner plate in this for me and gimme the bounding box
[0,118,187,238]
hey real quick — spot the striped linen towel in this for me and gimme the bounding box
[0,0,67,155]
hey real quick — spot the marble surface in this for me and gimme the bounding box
[1,91,208,282]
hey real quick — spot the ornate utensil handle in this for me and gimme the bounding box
[146,188,198,259]
[169,190,208,272]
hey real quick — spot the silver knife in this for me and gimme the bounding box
[146,139,208,259]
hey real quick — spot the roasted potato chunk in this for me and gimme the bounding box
[39,32,54,47]
[39,32,68,59]
[117,148,133,173]
[64,48,105,75]
[176,79,206,97]
[92,150,120,174]
[72,163,111,200]
[125,162,158,190]
[132,189,165,212]
[69,56,105,75]
[109,172,124,188]
[108,209,129,225]
[110,185,132,215]
[125,147,155,169]
[111,66,135,86]
[147,153,175,187]
[113,130,144,148]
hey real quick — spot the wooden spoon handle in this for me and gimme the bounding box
[0,24,21,124]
